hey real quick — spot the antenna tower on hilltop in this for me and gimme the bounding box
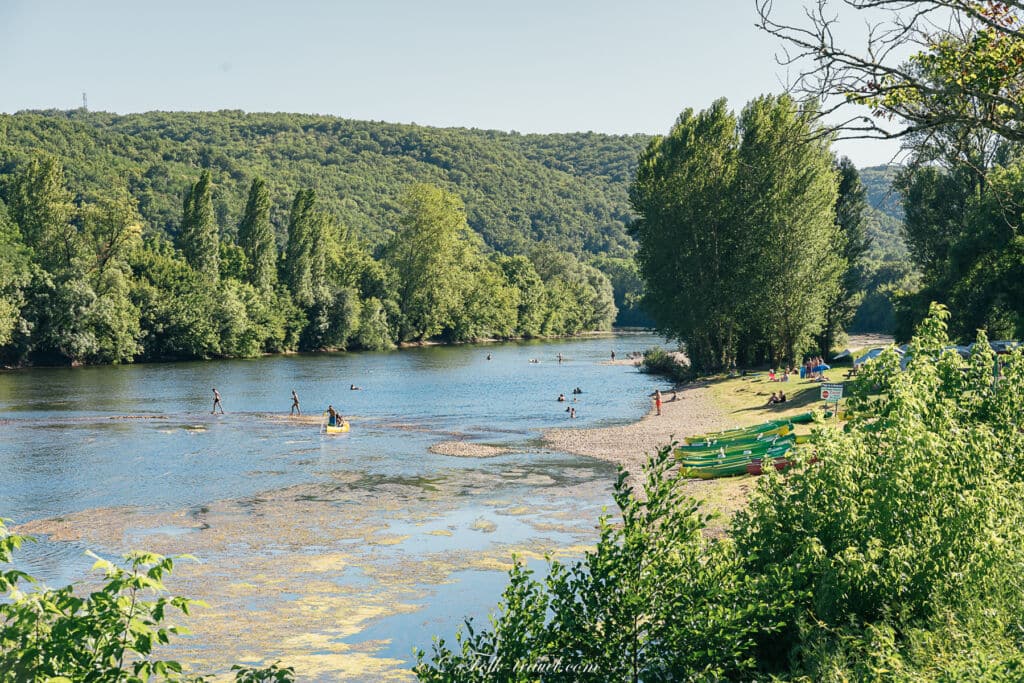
[82,92,88,111]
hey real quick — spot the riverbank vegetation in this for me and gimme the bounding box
[0,158,617,366]
[630,95,856,372]
[416,305,1024,681]
[759,0,1024,346]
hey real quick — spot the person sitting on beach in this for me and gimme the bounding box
[558,393,566,402]
[781,370,789,382]
[768,368,776,382]
[767,392,779,406]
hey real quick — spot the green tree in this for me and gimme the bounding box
[631,97,840,370]
[733,95,842,366]
[354,296,394,351]
[0,202,31,353]
[734,304,1024,678]
[496,254,547,337]
[131,239,222,360]
[448,255,519,342]
[816,157,872,355]
[283,189,326,310]
[237,177,278,290]
[179,171,220,277]
[6,154,78,274]
[382,184,470,341]
[630,99,742,371]
[757,1,1024,142]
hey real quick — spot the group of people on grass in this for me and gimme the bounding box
[803,355,831,382]
[767,390,788,406]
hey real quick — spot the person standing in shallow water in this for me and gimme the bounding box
[211,388,224,414]
[290,389,300,416]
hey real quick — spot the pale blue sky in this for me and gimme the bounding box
[0,0,898,166]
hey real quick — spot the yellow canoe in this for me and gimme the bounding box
[325,421,350,434]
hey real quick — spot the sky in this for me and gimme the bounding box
[0,0,901,167]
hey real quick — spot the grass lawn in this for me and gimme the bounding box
[684,365,860,532]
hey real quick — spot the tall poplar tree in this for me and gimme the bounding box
[733,94,842,366]
[630,99,744,371]
[7,155,78,274]
[631,96,842,371]
[816,157,871,356]
[283,188,330,312]
[382,184,469,341]
[237,177,277,290]
[179,171,219,277]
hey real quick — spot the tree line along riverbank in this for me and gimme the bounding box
[0,159,621,367]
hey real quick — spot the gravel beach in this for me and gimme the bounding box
[543,381,729,475]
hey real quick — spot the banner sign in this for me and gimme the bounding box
[820,383,844,403]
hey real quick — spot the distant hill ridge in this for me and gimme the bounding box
[0,109,650,258]
[0,109,906,261]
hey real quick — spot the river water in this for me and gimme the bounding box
[0,332,668,680]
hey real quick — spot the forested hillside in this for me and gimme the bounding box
[0,110,650,257]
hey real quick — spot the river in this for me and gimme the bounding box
[0,332,668,680]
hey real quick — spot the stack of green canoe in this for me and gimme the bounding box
[675,413,817,479]
[680,442,794,479]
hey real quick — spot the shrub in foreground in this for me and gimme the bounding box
[414,446,758,682]
[0,525,294,682]
[418,303,1024,681]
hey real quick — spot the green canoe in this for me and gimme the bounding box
[680,443,793,471]
[677,428,789,452]
[677,437,794,462]
[684,421,792,445]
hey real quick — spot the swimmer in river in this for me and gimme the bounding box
[290,389,300,416]
[486,353,492,361]
[350,384,361,390]
[558,393,566,402]
[211,388,224,414]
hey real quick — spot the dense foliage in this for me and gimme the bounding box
[757,1,1024,142]
[0,110,647,259]
[417,304,1024,680]
[630,95,844,371]
[892,124,1024,341]
[414,446,757,682]
[0,156,617,366]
